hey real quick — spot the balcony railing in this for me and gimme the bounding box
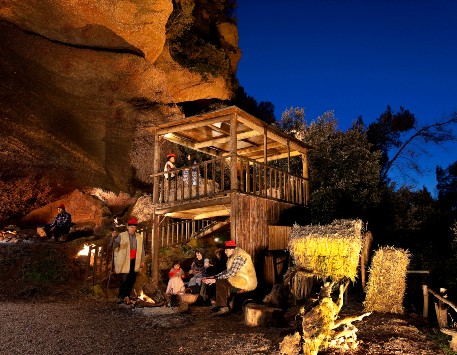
[151,155,307,206]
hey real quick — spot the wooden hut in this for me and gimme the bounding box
[148,106,312,286]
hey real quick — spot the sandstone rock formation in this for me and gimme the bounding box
[0,0,240,223]
[22,189,112,234]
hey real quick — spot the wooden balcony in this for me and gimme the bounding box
[150,155,308,220]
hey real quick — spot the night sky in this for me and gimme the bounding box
[236,1,457,194]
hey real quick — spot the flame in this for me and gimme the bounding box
[77,244,94,256]
[138,290,155,304]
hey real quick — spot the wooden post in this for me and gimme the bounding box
[264,127,267,196]
[361,231,373,291]
[434,288,449,328]
[230,113,237,243]
[301,150,309,206]
[422,284,429,318]
[151,133,160,288]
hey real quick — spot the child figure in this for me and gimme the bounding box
[166,260,185,295]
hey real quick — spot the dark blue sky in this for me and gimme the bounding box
[236,1,457,194]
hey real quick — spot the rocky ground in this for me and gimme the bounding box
[0,288,449,355]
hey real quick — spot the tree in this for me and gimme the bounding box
[436,161,457,214]
[366,107,457,184]
[276,108,382,224]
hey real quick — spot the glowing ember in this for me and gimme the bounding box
[138,290,155,304]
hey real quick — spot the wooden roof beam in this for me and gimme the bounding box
[237,116,309,155]
[256,150,303,162]
[221,141,282,157]
[163,133,223,157]
[193,208,231,220]
[194,130,262,149]
[148,115,231,135]
[164,212,197,219]
[155,196,231,215]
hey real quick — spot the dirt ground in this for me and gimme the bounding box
[0,288,448,355]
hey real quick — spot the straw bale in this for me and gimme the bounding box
[363,246,410,314]
[288,219,363,281]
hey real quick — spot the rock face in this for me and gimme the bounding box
[22,190,112,234]
[0,0,240,223]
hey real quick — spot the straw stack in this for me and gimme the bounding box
[288,219,363,281]
[363,246,410,314]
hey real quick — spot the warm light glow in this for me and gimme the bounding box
[138,290,155,303]
[77,244,94,256]
[214,237,220,242]
[164,133,173,138]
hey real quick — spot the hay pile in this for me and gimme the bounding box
[363,246,410,314]
[288,219,363,281]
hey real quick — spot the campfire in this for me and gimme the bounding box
[138,290,155,304]
[76,243,95,266]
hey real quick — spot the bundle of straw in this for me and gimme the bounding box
[363,246,410,314]
[288,219,363,281]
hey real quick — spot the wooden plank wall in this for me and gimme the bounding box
[268,226,291,250]
[231,193,294,266]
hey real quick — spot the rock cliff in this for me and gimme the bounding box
[0,0,240,222]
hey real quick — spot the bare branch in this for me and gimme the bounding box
[383,114,457,180]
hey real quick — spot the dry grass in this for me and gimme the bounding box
[288,219,363,281]
[363,246,410,314]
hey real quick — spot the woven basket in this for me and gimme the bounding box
[179,290,199,304]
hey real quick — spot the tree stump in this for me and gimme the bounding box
[243,303,284,327]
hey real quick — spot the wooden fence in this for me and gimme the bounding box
[151,155,308,207]
[159,219,212,247]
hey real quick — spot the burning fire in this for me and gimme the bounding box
[138,290,155,304]
[77,243,95,256]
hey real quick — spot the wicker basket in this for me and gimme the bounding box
[179,290,199,304]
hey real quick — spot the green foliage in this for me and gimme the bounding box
[425,329,457,355]
[167,0,236,78]
[21,247,71,284]
[276,108,382,224]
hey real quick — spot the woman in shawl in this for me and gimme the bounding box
[187,248,207,293]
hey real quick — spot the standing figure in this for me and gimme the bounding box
[182,154,198,186]
[164,153,177,180]
[202,240,257,316]
[45,204,72,242]
[113,217,144,303]
[187,248,207,294]
[166,260,186,295]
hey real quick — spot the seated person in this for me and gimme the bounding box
[166,260,186,295]
[45,204,72,242]
[202,248,227,302]
[187,248,207,294]
[203,240,257,316]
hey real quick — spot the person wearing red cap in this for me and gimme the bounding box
[164,153,177,180]
[202,240,257,316]
[113,217,145,303]
[45,204,72,242]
